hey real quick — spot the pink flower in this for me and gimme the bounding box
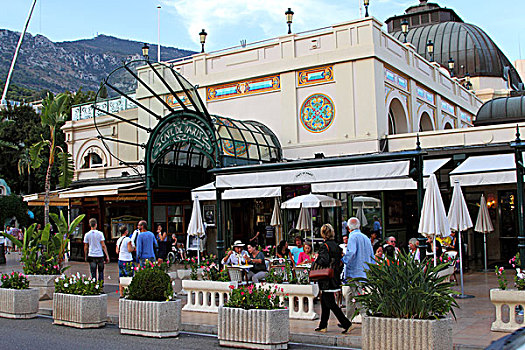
[229,285,235,290]
[241,292,244,296]
[499,267,504,273]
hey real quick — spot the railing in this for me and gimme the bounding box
[71,94,137,121]
[182,280,238,313]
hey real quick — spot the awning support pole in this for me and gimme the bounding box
[512,125,525,270]
[216,187,225,262]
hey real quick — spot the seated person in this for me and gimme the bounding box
[222,240,248,265]
[290,236,304,264]
[176,242,186,260]
[297,242,316,265]
[246,244,267,282]
[276,239,295,265]
[426,236,443,258]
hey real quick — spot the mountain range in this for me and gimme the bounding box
[0,29,195,96]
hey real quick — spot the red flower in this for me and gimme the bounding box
[241,292,244,296]
[268,295,272,299]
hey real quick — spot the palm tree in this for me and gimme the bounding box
[30,93,74,224]
[18,148,32,194]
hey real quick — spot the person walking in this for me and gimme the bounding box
[83,218,110,284]
[136,220,157,266]
[156,224,168,264]
[116,225,135,297]
[314,223,352,334]
[342,217,375,320]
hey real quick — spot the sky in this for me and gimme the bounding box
[1,0,524,63]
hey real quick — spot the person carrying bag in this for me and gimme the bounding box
[313,223,352,334]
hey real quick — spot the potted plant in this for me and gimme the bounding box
[490,255,525,332]
[53,272,107,328]
[5,212,84,300]
[218,284,289,349]
[348,252,458,350]
[0,272,39,319]
[119,262,181,337]
[183,261,237,313]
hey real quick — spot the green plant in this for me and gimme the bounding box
[495,266,508,290]
[348,251,459,320]
[225,284,285,310]
[1,272,29,289]
[203,263,229,282]
[126,265,174,302]
[54,273,103,295]
[515,268,525,291]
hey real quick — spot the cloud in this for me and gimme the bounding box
[160,0,361,49]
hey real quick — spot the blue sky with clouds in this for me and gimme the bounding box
[1,0,523,62]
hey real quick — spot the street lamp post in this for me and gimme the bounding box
[364,0,370,17]
[401,19,409,43]
[426,40,434,62]
[142,43,150,61]
[199,29,207,53]
[448,57,455,77]
[285,8,294,34]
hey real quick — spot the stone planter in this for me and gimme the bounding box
[119,298,181,338]
[218,306,289,349]
[53,293,107,328]
[490,288,525,332]
[362,316,452,350]
[26,274,60,300]
[183,280,237,313]
[258,283,319,320]
[0,288,39,319]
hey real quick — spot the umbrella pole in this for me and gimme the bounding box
[433,236,437,267]
[455,230,475,299]
[483,232,488,272]
[311,208,314,252]
[197,236,200,265]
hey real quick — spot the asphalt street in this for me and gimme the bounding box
[0,316,327,350]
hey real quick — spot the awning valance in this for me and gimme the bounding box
[23,190,69,207]
[59,182,143,199]
[216,160,411,189]
[192,182,281,201]
[449,154,516,186]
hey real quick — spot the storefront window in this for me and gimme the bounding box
[499,190,518,262]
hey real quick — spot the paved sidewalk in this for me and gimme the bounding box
[0,254,508,349]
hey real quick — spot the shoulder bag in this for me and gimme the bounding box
[308,243,334,281]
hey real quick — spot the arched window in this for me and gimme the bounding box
[388,99,408,135]
[81,152,103,169]
[419,112,434,132]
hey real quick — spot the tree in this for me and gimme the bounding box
[18,149,32,194]
[30,93,74,225]
[0,194,29,228]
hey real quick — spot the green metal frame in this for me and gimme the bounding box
[511,125,525,269]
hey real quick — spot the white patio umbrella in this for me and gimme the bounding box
[282,193,341,250]
[448,180,474,299]
[356,205,368,227]
[270,198,283,244]
[418,174,451,266]
[187,196,206,264]
[474,194,494,272]
[353,196,381,208]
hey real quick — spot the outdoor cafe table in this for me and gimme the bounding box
[231,264,253,283]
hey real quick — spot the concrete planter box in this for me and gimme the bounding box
[26,274,60,300]
[490,288,525,332]
[0,288,39,319]
[258,283,319,320]
[218,306,289,349]
[183,280,237,313]
[119,298,181,338]
[53,293,107,328]
[362,316,452,350]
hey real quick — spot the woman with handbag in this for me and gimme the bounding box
[312,223,352,334]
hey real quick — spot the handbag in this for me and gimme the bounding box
[308,243,335,281]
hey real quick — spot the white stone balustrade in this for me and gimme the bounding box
[490,289,525,332]
[259,283,319,320]
[182,280,238,313]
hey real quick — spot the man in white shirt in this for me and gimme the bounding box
[84,218,109,284]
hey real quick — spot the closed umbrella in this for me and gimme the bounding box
[270,198,283,244]
[448,180,474,299]
[418,174,451,266]
[187,196,206,264]
[474,195,494,272]
[356,205,368,227]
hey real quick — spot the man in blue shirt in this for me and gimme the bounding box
[136,220,158,266]
[342,217,374,320]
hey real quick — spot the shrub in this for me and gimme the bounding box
[126,266,174,302]
[54,273,103,295]
[348,251,459,320]
[1,272,29,289]
[225,285,285,310]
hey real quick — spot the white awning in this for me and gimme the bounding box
[216,160,410,189]
[23,190,69,206]
[311,158,449,193]
[449,154,516,186]
[59,182,143,199]
[192,183,281,201]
